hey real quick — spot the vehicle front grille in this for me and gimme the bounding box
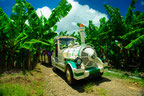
[81,49,95,68]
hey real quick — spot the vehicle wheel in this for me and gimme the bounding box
[65,66,75,85]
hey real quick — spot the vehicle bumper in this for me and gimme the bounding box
[73,63,108,80]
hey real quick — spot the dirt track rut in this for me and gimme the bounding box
[40,65,144,96]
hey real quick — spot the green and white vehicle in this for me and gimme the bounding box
[52,26,108,84]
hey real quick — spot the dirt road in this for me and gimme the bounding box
[40,65,144,96]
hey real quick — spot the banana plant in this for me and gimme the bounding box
[0,0,72,71]
[103,0,144,69]
[75,0,143,70]
[0,8,11,72]
[77,18,110,61]
[59,31,69,36]
[22,0,72,68]
[24,0,72,51]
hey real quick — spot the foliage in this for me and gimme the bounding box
[0,65,44,96]
[61,0,144,71]
[0,0,72,72]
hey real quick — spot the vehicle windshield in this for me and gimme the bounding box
[59,38,74,49]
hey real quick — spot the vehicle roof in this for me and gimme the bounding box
[55,36,77,40]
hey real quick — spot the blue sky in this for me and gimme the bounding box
[0,0,144,33]
[75,0,144,16]
[0,0,144,17]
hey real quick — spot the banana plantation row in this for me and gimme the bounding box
[0,0,144,73]
[0,0,72,73]
[59,0,144,72]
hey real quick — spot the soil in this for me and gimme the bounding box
[40,64,144,96]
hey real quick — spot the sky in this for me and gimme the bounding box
[0,0,144,34]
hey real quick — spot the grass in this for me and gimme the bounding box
[0,83,30,96]
[83,71,144,95]
[84,82,95,93]
[96,88,108,96]
[0,64,44,96]
[109,68,144,78]
[103,72,144,88]
[84,82,108,95]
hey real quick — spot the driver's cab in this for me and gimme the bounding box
[54,36,77,64]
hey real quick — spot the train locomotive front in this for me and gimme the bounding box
[51,24,108,84]
[52,35,108,84]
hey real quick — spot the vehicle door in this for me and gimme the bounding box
[57,39,67,70]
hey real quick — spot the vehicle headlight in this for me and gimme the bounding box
[75,58,82,65]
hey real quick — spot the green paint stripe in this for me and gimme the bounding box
[77,45,84,56]
[89,69,100,75]
[74,72,84,76]
[104,66,108,69]
[66,61,77,69]
[86,67,100,75]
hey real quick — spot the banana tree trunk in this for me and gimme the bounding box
[139,48,144,71]
[106,43,109,62]
[26,50,31,70]
[31,48,40,70]
[21,49,30,70]
[123,49,129,70]
[7,48,14,71]
[0,44,7,73]
[48,51,52,66]
[15,50,22,70]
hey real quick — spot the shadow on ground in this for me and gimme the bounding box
[41,62,52,68]
[52,67,111,93]
[71,77,111,93]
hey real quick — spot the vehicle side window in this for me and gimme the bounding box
[59,39,74,49]
[60,40,67,49]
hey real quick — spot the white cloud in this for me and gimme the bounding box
[36,6,51,19]
[56,0,108,34]
[72,22,76,25]
[25,7,51,25]
[35,0,108,34]
[25,20,29,25]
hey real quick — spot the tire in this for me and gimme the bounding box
[65,66,75,85]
